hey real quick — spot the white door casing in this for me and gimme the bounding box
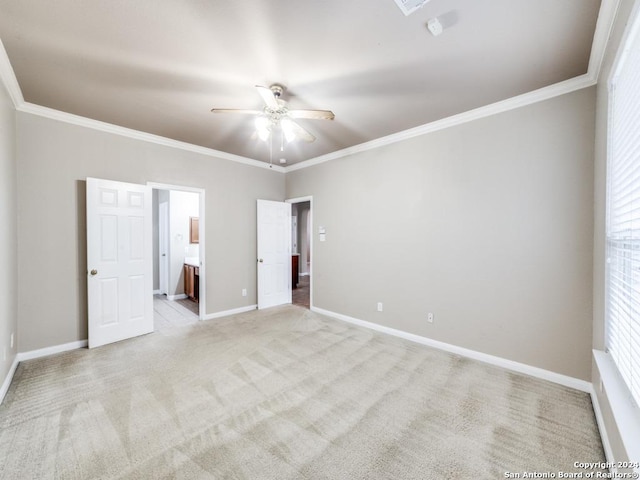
[286,196,313,307]
[147,182,205,320]
[257,199,291,309]
[87,177,154,348]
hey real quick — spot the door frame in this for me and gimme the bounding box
[148,182,206,320]
[286,195,313,309]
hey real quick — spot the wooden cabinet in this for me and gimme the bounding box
[189,217,199,244]
[292,254,299,289]
[184,264,199,302]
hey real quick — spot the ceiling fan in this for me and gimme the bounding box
[211,84,334,143]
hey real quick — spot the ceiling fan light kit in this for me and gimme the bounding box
[255,116,271,141]
[212,84,334,145]
[280,117,297,143]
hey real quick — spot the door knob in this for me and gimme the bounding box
[90,269,98,276]
[258,259,264,263]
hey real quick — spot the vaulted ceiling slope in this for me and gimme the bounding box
[0,0,603,166]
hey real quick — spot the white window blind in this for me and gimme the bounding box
[606,16,640,408]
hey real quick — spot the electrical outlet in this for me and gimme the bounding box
[242,288,247,297]
[10,333,14,349]
[377,302,383,312]
[427,313,434,323]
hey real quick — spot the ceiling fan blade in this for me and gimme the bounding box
[211,108,262,115]
[255,85,279,109]
[288,109,335,121]
[287,119,316,143]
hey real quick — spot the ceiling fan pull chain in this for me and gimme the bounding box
[269,133,274,168]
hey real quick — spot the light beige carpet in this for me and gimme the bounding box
[0,306,604,479]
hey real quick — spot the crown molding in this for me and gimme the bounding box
[1,0,620,174]
[588,0,621,83]
[17,102,285,172]
[0,39,284,173]
[0,39,24,108]
[285,0,619,173]
[285,73,596,173]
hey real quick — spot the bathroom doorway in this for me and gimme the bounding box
[287,196,312,309]
[149,182,205,320]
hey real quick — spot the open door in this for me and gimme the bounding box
[87,177,154,348]
[257,199,291,309]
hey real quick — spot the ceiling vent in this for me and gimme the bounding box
[393,0,431,16]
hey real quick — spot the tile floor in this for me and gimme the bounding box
[153,295,199,331]
[292,275,310,309]
[155,274,309,330]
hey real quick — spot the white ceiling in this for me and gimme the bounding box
[0,0,603,166]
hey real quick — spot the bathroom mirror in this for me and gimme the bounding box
[189,217,199,244]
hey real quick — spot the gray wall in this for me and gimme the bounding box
[15,112,284,352]
[9,83,598,383]
[592,0,637,463]
[0,73,17,384]
[287,87,596,381]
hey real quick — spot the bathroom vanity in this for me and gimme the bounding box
[184,257,199,302]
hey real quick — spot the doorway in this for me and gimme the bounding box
[287,196,312,309]
[149,182,205,320]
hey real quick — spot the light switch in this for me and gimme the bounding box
[319,233,326,242]
[319,226,326,234]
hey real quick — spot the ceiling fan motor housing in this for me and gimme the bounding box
[270,84,284,98]
[211,83,332,144]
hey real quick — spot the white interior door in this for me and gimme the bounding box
[158,201,169,295]
[87,177,154,348]
[257,199,291,309]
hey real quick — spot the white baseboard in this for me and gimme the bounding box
[0,356,20,405]
[17,340,88,362]
[589,385,615,464]
[1,307,594,412]
[312,306,592,393]
[204,304,257,320]
[1,339,88,405]
[167,294,188,301]
[153,289,161,295]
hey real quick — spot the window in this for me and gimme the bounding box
[606,9,640,408]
